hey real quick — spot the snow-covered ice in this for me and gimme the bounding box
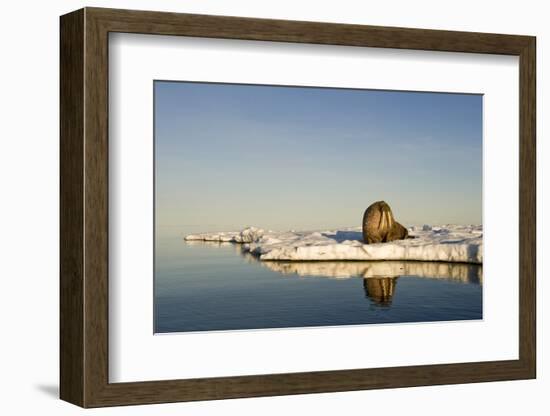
[184,225,483,264]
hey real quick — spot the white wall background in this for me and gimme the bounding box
[0,0,545,414]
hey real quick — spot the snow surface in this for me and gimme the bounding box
[184,225,483,264]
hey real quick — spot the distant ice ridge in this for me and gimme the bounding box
[184,225,483,264]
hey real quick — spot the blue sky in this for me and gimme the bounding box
[155,81,482,231]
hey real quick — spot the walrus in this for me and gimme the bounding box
[362,201,409,244]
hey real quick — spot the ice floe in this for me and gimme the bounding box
[184,225,483,264]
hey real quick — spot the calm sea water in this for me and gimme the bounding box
[155,228,482,333]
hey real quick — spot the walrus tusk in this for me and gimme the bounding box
[362,201,408,244]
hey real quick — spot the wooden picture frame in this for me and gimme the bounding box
[60,7,536,408]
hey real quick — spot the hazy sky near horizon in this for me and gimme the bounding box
[155,81,482,231]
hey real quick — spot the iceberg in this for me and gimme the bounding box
[184,225,483,264]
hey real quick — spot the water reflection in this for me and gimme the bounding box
[257,260,482,307]
[256,259,482,284]
[363,277,398,306]
[164,239,483,330]
[184,240,482,308]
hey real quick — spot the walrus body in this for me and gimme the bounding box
[362,201,408,244]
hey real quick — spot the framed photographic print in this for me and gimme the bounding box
[60,7,536,408]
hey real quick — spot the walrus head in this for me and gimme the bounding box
[362,201,408,244]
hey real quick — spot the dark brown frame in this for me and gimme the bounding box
[60,7,536,408]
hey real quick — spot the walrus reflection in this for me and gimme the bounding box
[363,277,398,306]
[362,201,408,244]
